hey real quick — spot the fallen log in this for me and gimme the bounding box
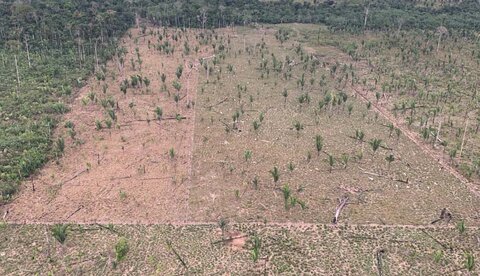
[211,234,248,245]
[420,229,453,251]
[431,208,452,224]
[66,205,84,219]
[332,196,349,224]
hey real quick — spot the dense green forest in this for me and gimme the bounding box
[138,0,480,33]
[0,0,479,202]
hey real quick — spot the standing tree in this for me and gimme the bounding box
[294,121,304,137]
[369,138,382,154]
[270,166,280,185]
[436,26,448,53]
[385,154,395,170]
[327,154,335,173]
[282,88,288,104]
[315,135,323,155]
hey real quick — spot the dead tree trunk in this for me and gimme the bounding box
[25,37,31,68]
[459,116,469,157]
[14,55,20,88]
[363,4,370,31]
[332,196,349,224]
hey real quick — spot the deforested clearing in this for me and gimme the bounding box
[1,1,479,274]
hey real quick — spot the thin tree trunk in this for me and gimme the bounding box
[14,55,20,88]
[363,7,369,30]
[206,60,209,80]
[437,33,442,52]
[434,120,442,148]
[25,38,31,68]
[94,40,99,71]
[459,117,469,157]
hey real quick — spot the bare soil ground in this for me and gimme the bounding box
[188,25,480,225]
[2,25,479,227]
[2,28,208,223]
[0,24,479,275]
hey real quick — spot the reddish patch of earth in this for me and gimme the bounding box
[2,28,209,223]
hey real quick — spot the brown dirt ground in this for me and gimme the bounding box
[2,28,209,223]
[1,25,479,227]
[0,24,479,275]
[187,25,480,225]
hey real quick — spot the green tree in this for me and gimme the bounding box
[385,154,395,170]
[369,138,382,154]
[315,135,324,155]
[270,166,280,184]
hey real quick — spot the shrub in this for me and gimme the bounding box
[95,120,103,130]
[251,235,261,263]
[270,166,280,184]
[52,224,68,244]
[369,138,382,154]
[315,135,323,155]
[115,237,129,262]
[465,252,475,271]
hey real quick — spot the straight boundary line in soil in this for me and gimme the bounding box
[3,220,480,230]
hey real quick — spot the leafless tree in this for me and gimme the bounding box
[436,26,448,52]
[363,1,371,31]
[198,8,207,30]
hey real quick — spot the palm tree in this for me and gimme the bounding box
[341,154,349,169]
[369,138,382,154]
[282,89,288,104]
[347,104,353,116]
[294,121,303,137]
[251,235,261,263]
[299,73,305,90]
[218,218,228,239]
[270,166,280,184]
[52,224,68,244]
[244,150,252,162]
[155,107,163,120]
[282,184,291,210]
[174,94,180,106]
[385,154,395,170]
[253,120,260,132]
[172,80,182,93]
[176,64,183,79]
[315,135,323,155]
[327,154,335,173]
[436,26,448,52]
[120,82,127,95]
[355,129,365,143]
[387,123,394,137]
